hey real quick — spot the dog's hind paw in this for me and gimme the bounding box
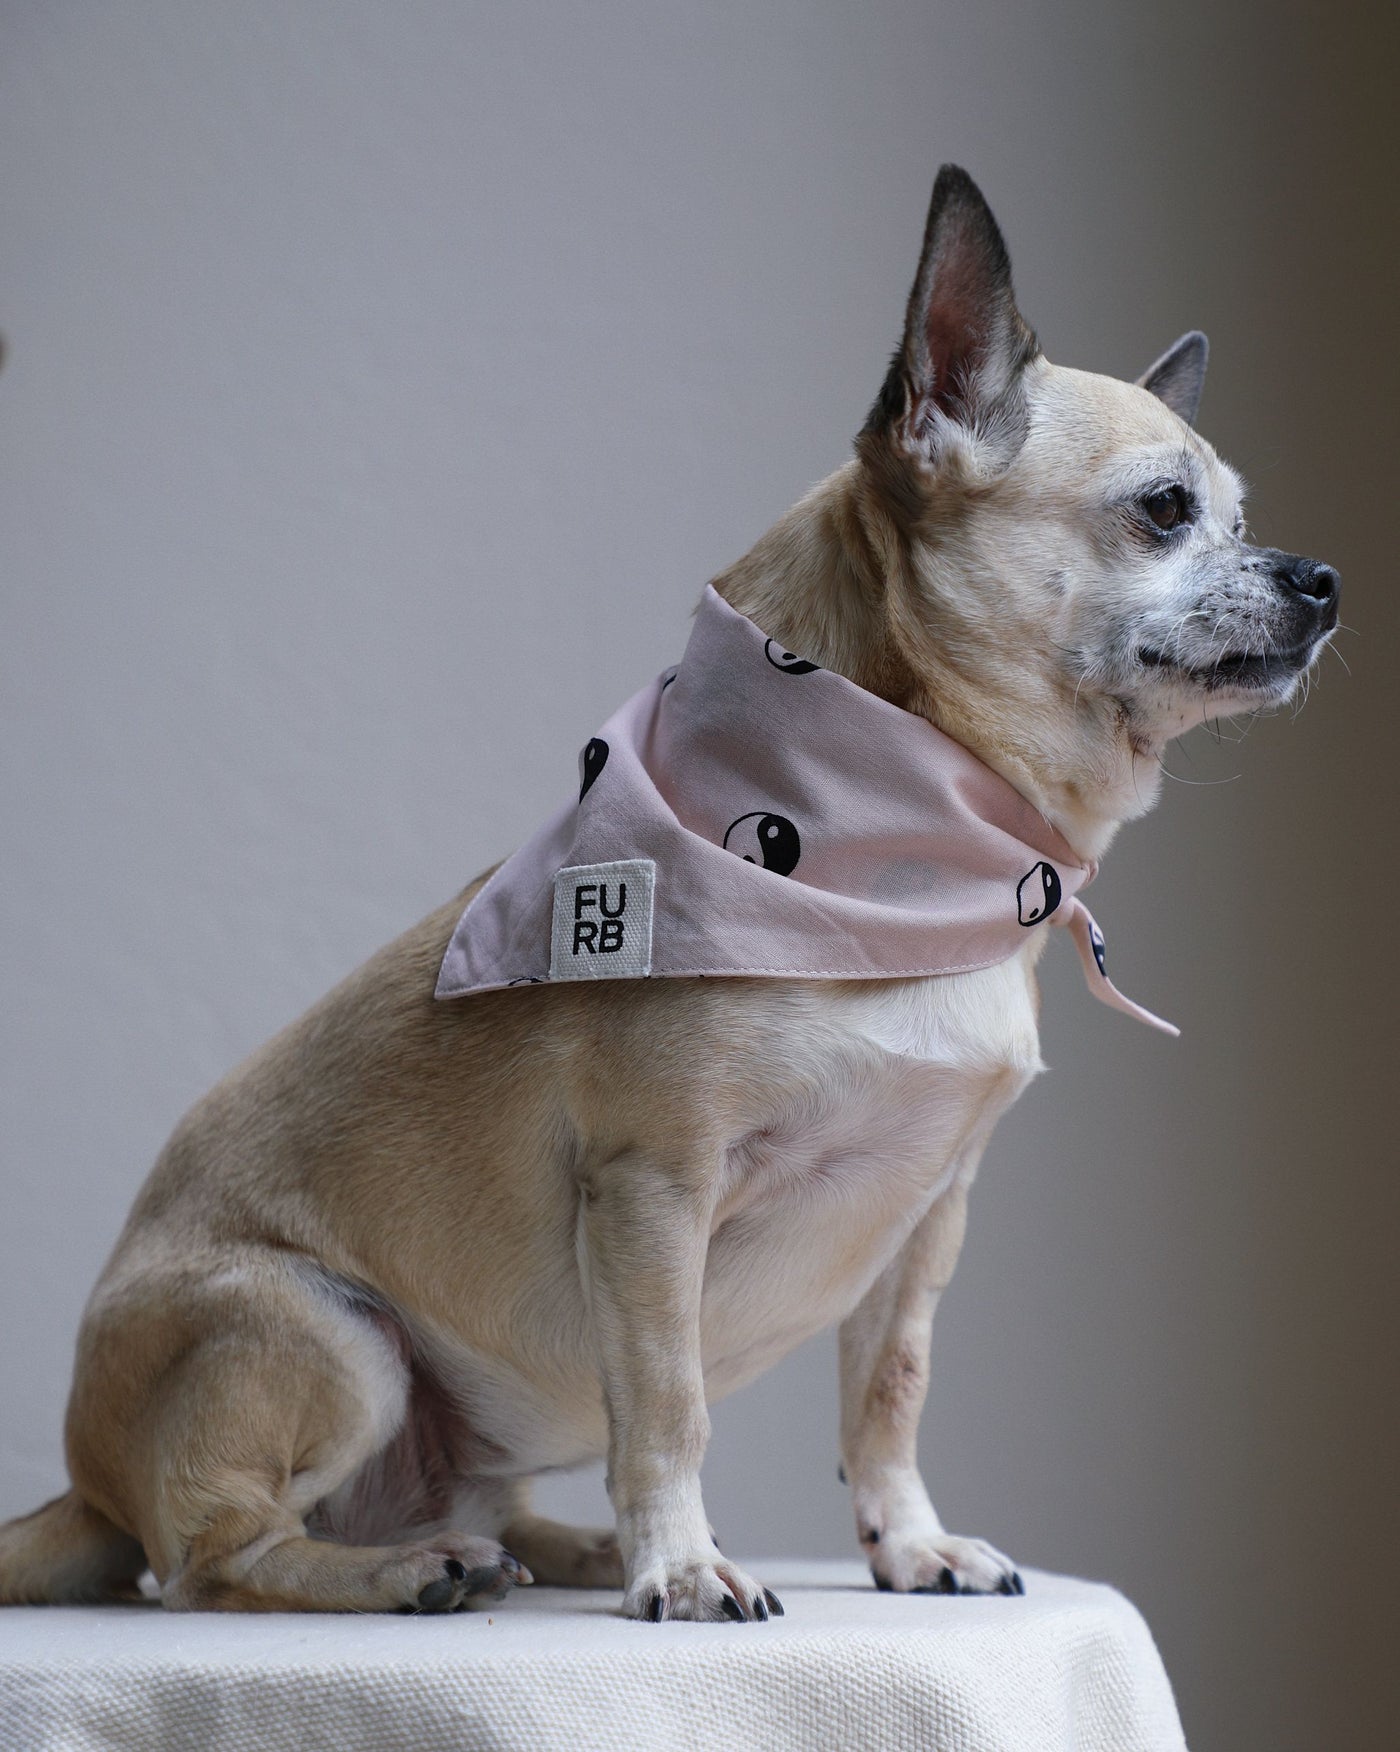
[395,1536,533,1614]
[499,1514,624,1589]
[869,1533,1023,1598]
[623,1556,781,1624]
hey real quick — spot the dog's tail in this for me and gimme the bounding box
[0,1490,145,1604]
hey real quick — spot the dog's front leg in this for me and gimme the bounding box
[839,1178,1023,1596]
[580,1148,779,1623]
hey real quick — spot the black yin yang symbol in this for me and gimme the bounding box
[1016,861,1062,925]
[763,638,820,676]
[1088,918,1108,977]
[723,812,802,876]
[578,737,609,801]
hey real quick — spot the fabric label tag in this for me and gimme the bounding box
[550,860,655,981]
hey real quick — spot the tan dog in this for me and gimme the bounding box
[0,167,1338,1622]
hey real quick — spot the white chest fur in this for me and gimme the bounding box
[696,953,1045,1397]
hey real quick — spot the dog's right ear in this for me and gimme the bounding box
[861,166,1039,470]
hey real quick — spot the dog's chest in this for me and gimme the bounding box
[734,958,1045,1195]
[697,960,1044,1391]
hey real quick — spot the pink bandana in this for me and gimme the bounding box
[436,587,1176,1036]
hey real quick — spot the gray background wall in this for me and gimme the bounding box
[3,4,1396,1747]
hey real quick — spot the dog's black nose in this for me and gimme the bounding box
[1271,550,1340,610]
[1259,547,1340,632]
[1288,557,1340,605]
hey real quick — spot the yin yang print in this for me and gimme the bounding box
[1088,916,1107,976]
[578,738,609,801]
[763,638,820,676]
[1016,860,1062,925]
[722,812,802,876]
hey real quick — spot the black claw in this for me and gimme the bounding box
[444,1557,467,1581]
[837,1464,847,1485]
[719,1592,744,1621]
[763,1588,785,1617]
[936,1566,959,1595]
[752,1592,769,1621]
[1012,1572,1026,1595]
[997,1575,1016,1596]
[873,1573,893,1592]
[645,1590,665,1622]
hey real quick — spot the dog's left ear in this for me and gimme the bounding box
[862,165,1039,468]
[1136,331,1209,426]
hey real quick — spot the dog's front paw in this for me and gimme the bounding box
[624,1556,783,1623]
[870,1532,1024,1597]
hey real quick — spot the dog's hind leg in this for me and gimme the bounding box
[0,1490,146,1604]
[499,1481,623,1589]
[66,1258,528,1615]
[166,1526,527,1614]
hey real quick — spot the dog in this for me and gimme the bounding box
[0,166,1338,1622]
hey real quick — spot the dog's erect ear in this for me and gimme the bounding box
[863,166,1038,462]
[1136,331,1209,426]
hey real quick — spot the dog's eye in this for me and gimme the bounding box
[1142,486,1190,532]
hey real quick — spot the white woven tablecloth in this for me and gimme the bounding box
[0,1561,1186,1752]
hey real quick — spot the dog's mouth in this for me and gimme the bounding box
[1137,641,1318,692]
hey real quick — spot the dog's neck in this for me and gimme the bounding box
[711,461,1163,864]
